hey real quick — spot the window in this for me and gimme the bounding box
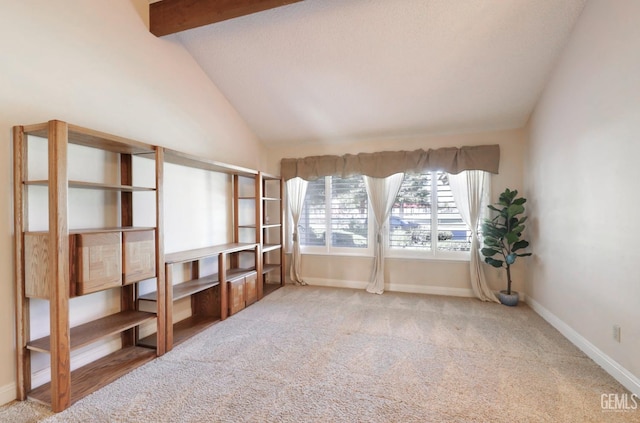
[389,172,470,257]
[298,176,369,252]
[298,172,470,259]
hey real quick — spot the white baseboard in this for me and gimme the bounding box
[388,282,475,298]
[303,277,368,290]
[302,277,477,298]
[527,297,640,396]
[0,381,16,407]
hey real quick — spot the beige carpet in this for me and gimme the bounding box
[0,285,635,422]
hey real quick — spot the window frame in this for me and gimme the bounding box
[297,173,472,261]
[385,171,471,261]
[299,176,374,257]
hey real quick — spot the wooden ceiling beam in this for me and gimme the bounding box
[150,0,303,37]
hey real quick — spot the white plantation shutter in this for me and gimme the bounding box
[299,176,368,250]
[330,176,368,248]
[389,172,470,253]
[298,178,325,247]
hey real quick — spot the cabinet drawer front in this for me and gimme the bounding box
[245,272,257,306]
[228,278,245,315]
[123,230,156,284]
[75,232,122,295]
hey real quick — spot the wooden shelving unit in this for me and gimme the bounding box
[147,148,264,352]
[12,122,284,412]
[13,120,165,412]
[260,172,285,294]
[141,242,259,351]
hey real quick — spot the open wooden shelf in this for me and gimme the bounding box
[140,275,219,302]
[263,283,282,297]
[138,314,220,350]
[172,315,220,347]
[27,310,156,353]
[24,180,155,191]
[262,264,281,274]
[25,226,156,236]
[28,346,156,407]
[165,243,258,265]
[23,122,155,155]
[262,243,282,253]
[160,148,257,177]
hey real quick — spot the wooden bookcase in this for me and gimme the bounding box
[13,120,165,412]
[140,243,259,352]
[12,123,284,412]
[260,173,285,296]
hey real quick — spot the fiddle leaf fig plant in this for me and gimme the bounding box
[481,188,532,295]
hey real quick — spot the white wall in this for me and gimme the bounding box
[267,128,526,296]
[0,0,265,405]
[526,0,639,394]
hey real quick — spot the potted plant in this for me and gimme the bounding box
[481,188,532,306]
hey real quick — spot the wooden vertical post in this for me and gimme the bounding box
[256,173,264,299]
[48,120,71,412]
[13,125,30,400]
[256,172,263,246]
[279,176,285,286]
[155,147,166,356]
[120,154,135,347]
[219,252,228,320]
[164,263,173,352]
[231,175,240,270]
[233,174,239,243]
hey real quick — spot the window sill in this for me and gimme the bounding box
[295,250,470,262]
[385,254,471,263]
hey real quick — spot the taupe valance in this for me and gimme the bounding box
[281,144,500,181]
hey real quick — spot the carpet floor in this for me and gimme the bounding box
[0,285,635,422]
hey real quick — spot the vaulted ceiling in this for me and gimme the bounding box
[153,0,586,146]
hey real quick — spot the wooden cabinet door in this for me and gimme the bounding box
[123,230,156,284]
[228,277,246,316]
[74,232,122,295]
[244,272,257,306]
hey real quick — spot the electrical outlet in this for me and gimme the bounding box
[613,325,621,343]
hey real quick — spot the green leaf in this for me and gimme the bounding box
[507,204,525,218]
[487,205,501,212]
[511,225,524,235]
[482,225,504,238]
[518,216,528,225]
[512,240,529,252]
[484,257,504,268]
[483,237,500,247]
[517,253,532,257]
[506,231,519,244]
[512,198,526,206]
[481,248,501,257]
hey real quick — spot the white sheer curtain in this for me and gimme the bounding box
[363,173,404,294]
[447,170,498,302]
[286,177,308,285]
